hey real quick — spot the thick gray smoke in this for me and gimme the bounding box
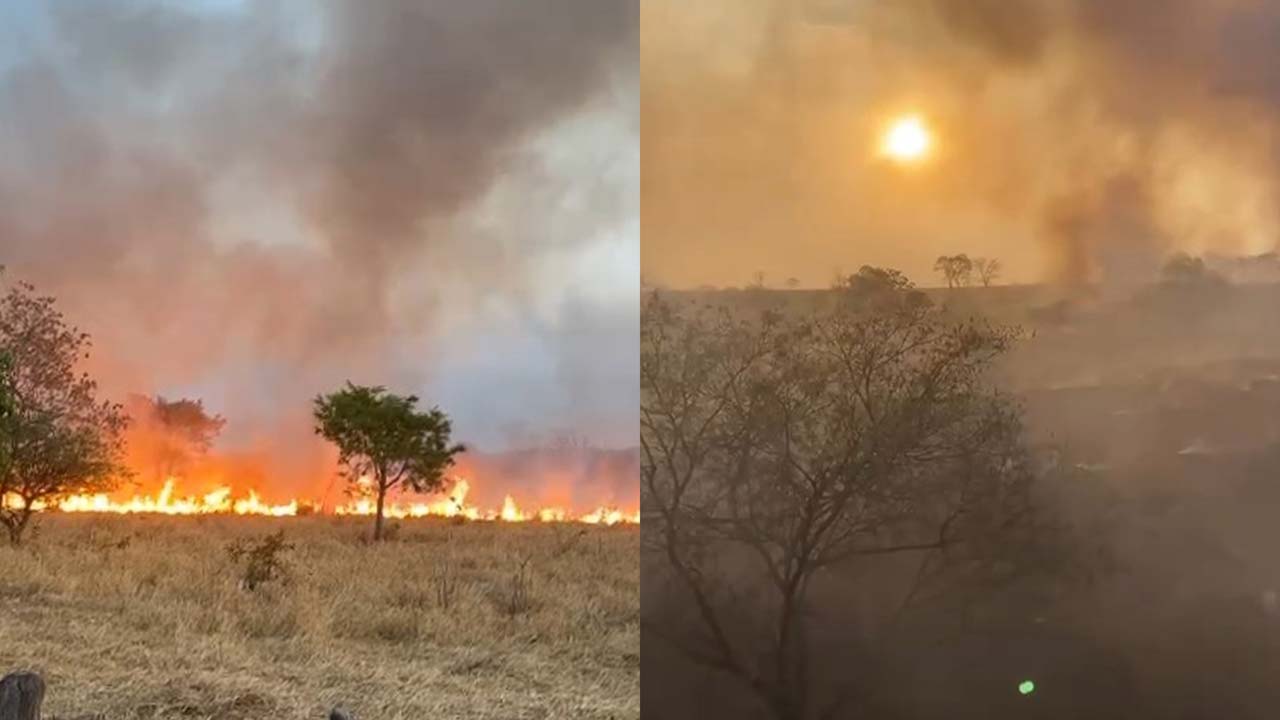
[0,0,638,485]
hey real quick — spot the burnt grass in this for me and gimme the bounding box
[0,514,639,720]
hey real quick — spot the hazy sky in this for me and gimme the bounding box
[0,0,638,453]
[642,0,1280,289]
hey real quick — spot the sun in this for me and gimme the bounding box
[880,115,932,163]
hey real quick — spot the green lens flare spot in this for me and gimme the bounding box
[1018,680,1036,695]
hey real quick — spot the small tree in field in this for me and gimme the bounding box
[314,383,465,541]
[0,280,130,545]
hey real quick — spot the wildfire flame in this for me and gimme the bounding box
[331,476,638,524]
[16,475,638,525]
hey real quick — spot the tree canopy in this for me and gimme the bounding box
[833,265,929,313]
[313,382,464,541]
[127,394,226,482]
[0,279,129,544]
[933,254,974,288]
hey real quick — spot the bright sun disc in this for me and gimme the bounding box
[881,115,931,162]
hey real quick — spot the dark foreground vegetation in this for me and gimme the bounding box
[643,263,1280,719]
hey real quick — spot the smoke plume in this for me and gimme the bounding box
[642,0,1280,288]
[0,0,638,496]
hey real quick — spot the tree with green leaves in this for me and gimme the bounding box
[313,383,465,541]
[0,279,130,545]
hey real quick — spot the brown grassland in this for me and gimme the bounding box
[0,514,639,719]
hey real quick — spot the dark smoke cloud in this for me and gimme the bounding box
[0,0,638,478]
[931,0,1050,66]
[643,0,1280,288]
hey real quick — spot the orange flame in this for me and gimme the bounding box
[17,475,637,525]
[331,476,636,524]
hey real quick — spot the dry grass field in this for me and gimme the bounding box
[0,514,639,719]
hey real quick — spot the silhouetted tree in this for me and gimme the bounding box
[1160,252,1226,288]
[128,395,226,482]
[933,254,973,288]
[641,287,1037,720]
[0,279,130,545]
[974,257,1002,287]
[833,265,928,313]
[314,383,465,541]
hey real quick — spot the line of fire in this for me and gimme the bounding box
[0,280,638,539]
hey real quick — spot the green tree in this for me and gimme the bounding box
[313,383,465,541]
[0,280,130,545]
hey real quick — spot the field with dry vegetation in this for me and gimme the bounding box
[0,514,639,719]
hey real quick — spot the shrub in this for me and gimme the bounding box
[226,530,293,591]
[500,556,535,618]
